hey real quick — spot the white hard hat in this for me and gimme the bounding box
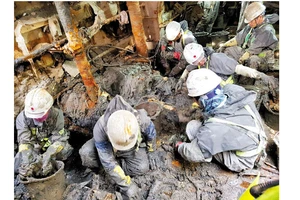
[183,43,205,65]
[107,110,139,151]
[166,21,181,41]
[25,88,54,118]
[186,68,222,97]
[244,2,266,23]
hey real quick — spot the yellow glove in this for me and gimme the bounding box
[239,51,250,64]
[223,37,237,47]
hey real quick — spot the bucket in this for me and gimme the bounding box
[262,97,279,130]
[194,32,211,47]
[20,161,66,200]
[210,30,230,49]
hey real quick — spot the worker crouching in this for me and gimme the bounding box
[79,95,157,199]
[175,69,267,172]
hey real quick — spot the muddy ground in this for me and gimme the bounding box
[14,46,279,199]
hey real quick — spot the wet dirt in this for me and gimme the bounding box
[14,49,279,200]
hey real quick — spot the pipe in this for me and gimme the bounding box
[250,179,279,198]
[54,2,100,107]
[126,1,148,57]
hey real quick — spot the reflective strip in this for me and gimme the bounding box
[53,143,64,153]
[113,165,131,185]
[236,140,264,157]
[207,105,266,157]
[220,75,234,87]
[31,127,37,135]
[41,138,52,151]
[147,143,154,152]
[58,128,65,135]
[19,144,29,152]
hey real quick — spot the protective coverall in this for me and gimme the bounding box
[177,47,276,91]
[79,95,157,198]
[14,107,73,177]
[177,84,267,172]
[159,20,197,77]
[224,14,279,71]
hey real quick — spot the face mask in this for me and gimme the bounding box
[34,111,49,123]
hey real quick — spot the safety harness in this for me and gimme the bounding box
[207,105,266,157]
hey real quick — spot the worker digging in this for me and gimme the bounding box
[13,1,280,200]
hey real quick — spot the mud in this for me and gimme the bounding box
[14,48,279,200]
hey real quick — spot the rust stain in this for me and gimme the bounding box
[127,2,148,57]
[55,1,100,107]
[240,181,251,189]
[172,160,182,168]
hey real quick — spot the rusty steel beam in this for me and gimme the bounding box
[126,2,148,57]
[54,2,100,107]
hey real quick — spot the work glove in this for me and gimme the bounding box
[119,182,141,200]
[238,51,250,64]
[19,155,43,180]
[148,151,160,171]
[173,52,181,60]
[41,142,63,176]
[260,73,277,90]
[19,163,34,179]
[175,78,184,93]
[260,73,278,96]
[169,61,185,77]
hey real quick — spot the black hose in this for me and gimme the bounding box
[250,179,279,198]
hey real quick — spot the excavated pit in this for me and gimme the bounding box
[14,46,279,200]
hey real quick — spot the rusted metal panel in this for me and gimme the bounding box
[126,1,148,57]
[140,1,160,43]
[55,1,100,106]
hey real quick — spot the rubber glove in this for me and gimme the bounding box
[41,142,63,176]
[173,52,181,60]
[239,51,250,64]
[119,182,141,200]
[259,73,278,92]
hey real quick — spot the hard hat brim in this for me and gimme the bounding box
[25,109,48,119]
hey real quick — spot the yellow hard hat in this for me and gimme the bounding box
[107,110,139,151]
[25,88,53,118]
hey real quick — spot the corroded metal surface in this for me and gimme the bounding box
[55,1,100,106]
[127,2,148,57]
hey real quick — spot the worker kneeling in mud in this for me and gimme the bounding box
[15,88,73,179]
[79,95,157,199]
[158,20,197,77]
[175,43,278,95]
[174,68,267,172]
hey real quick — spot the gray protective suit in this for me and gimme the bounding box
[224,14,279,71]
[14,107,73,176]
[79,95,156,197]
[159,20,197,77]
[177,84,267,172]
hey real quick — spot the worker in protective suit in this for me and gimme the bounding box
[14,88,73,179]
[158,20,197,77]
[175,43,277,95]
[218,2,279,72]
[174,68,267,172]
[79,95,157,199]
